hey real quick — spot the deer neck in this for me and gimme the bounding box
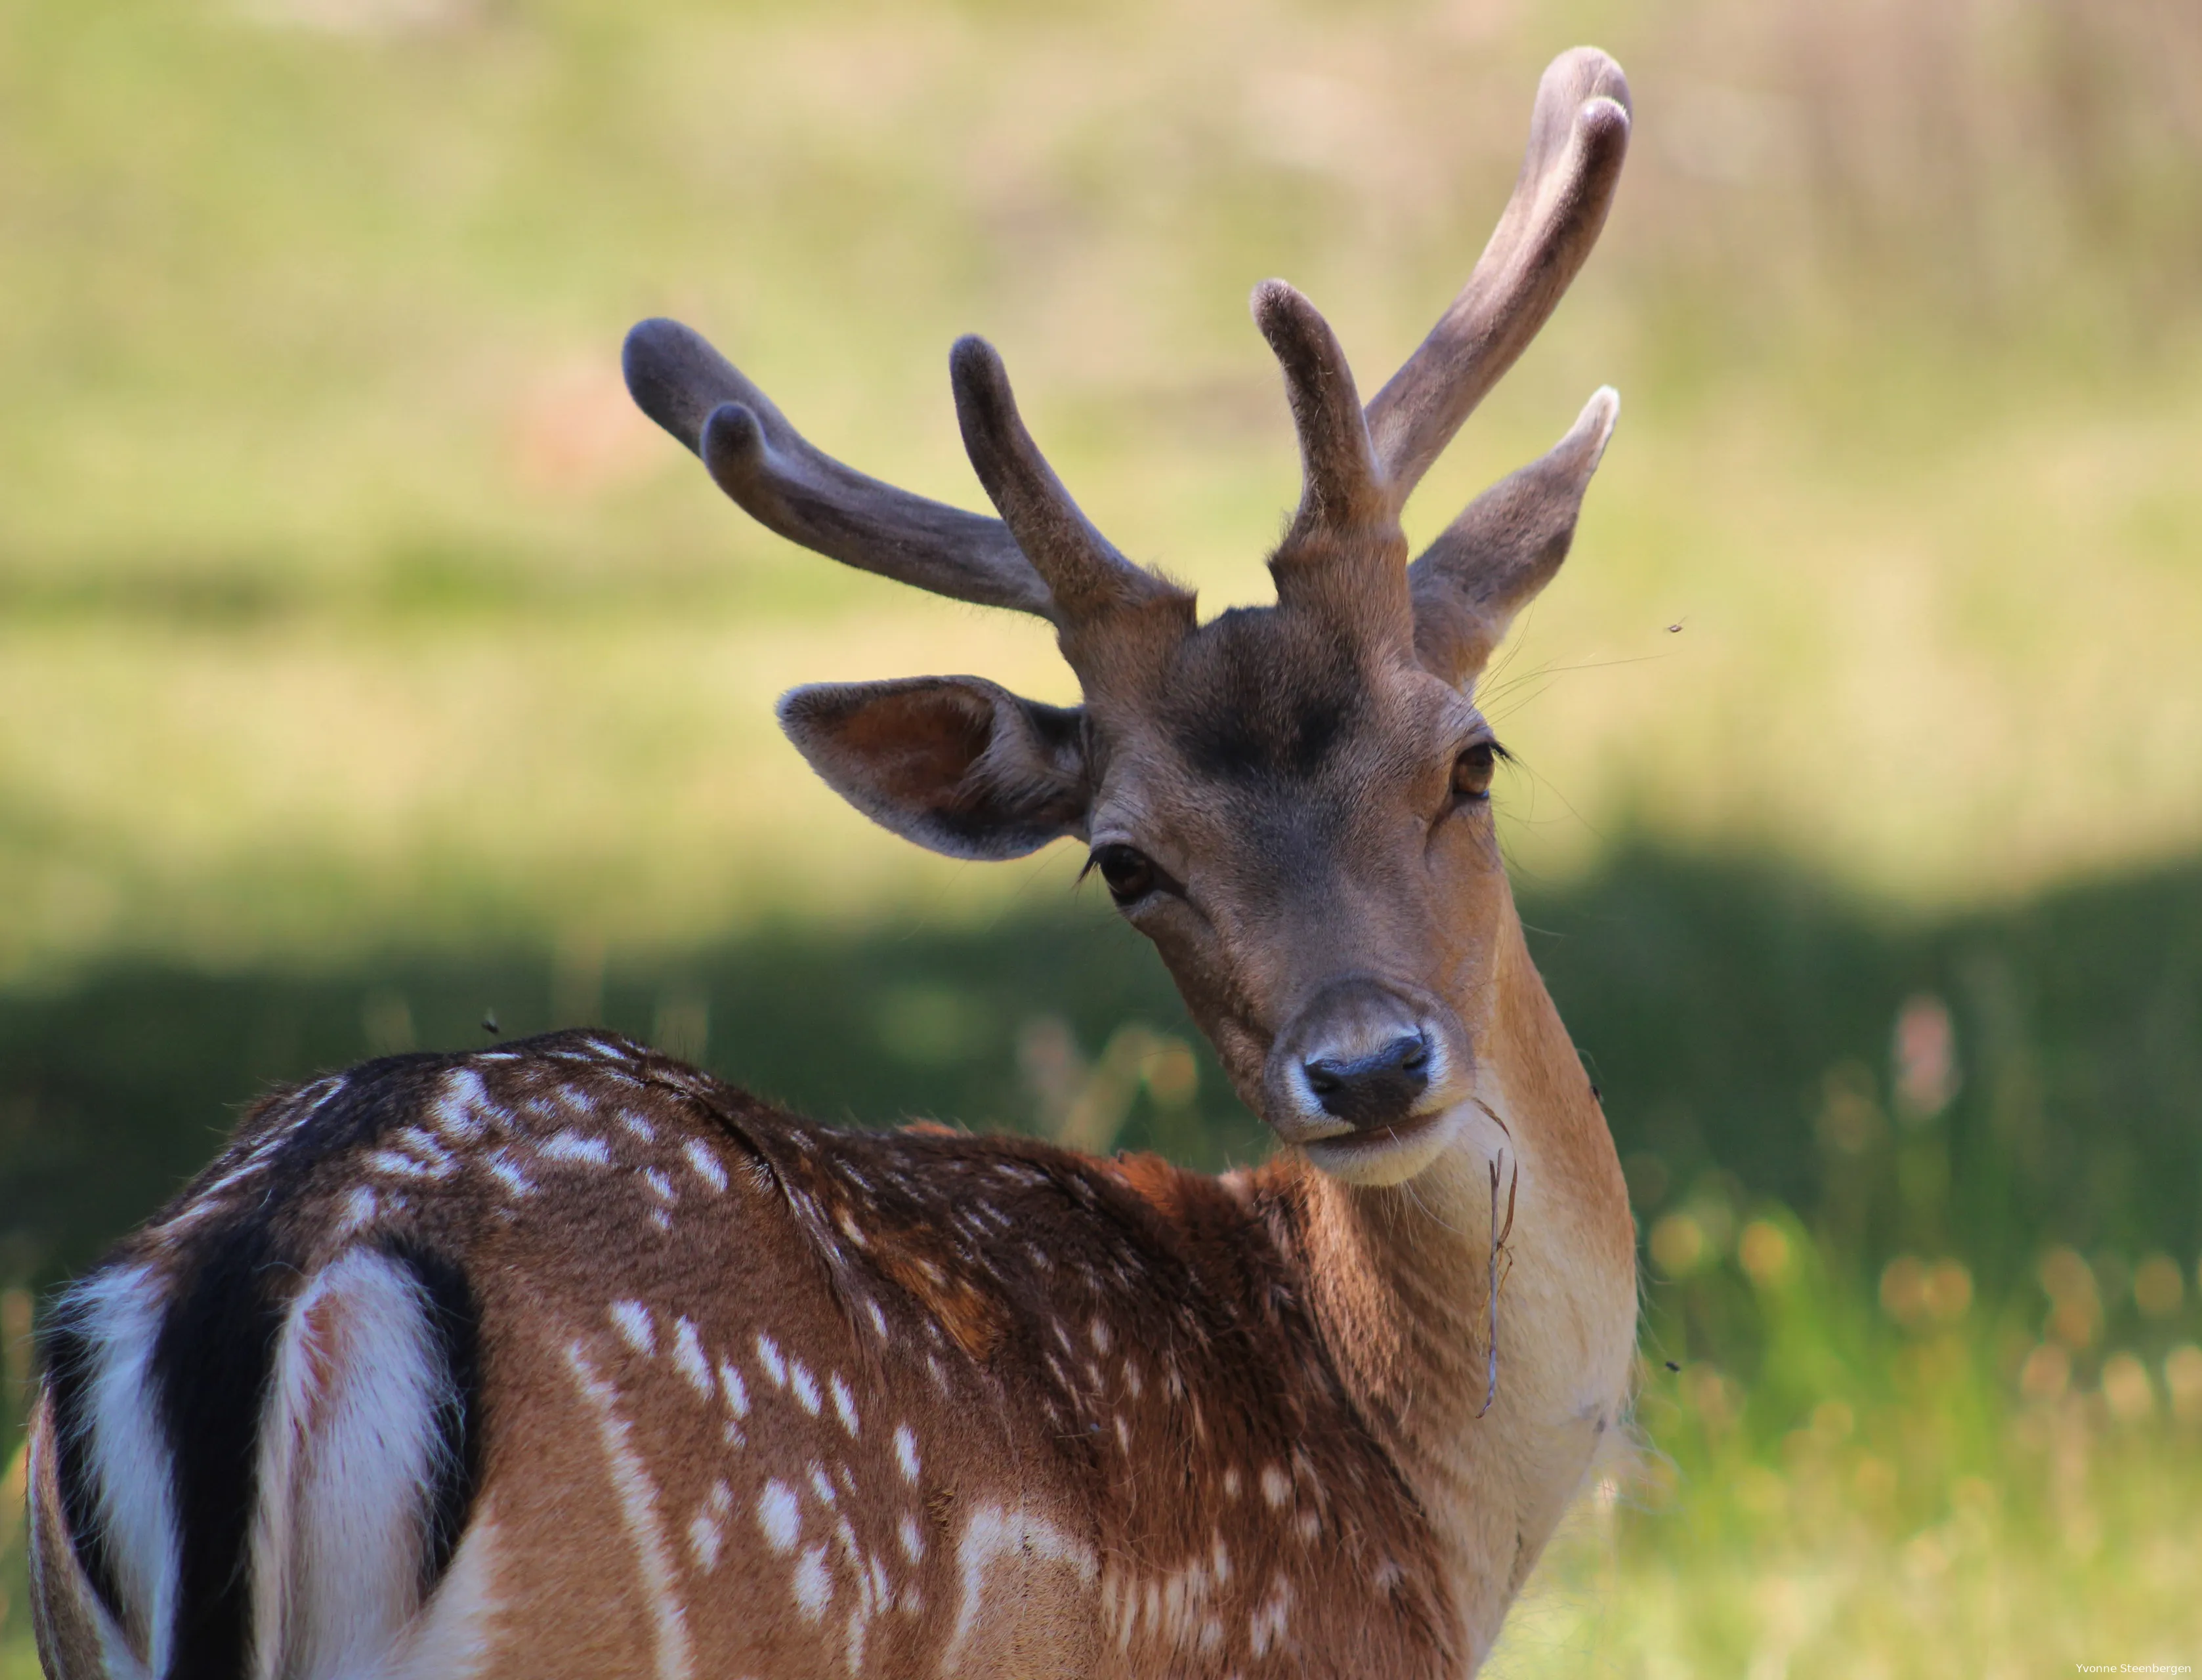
[1260,901,1638,1662]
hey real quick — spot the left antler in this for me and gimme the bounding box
[623,317,1062,622]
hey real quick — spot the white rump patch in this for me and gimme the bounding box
[53,1265,181,1675]
[564,1343,695,1680]
[248,1248,463,1680]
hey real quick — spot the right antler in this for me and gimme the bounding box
[1363,47,1631,511]
[622,318,1171,631]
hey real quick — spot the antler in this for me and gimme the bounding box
[1253,280,1386,545]
[948,337,1179,623]
[1363,47,1631,509]
[624,318,1061,622]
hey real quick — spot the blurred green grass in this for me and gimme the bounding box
[5,0,2201,1672]
[5,0,2202,978]
[5,848,2202,1673]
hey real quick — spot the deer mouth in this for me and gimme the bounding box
[1296,1105,1466,1186]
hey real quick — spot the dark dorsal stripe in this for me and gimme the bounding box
[149,1053,453,1680]
[151,1209,286,1680]
[37,1276,130,1637]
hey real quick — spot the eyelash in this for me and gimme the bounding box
[1452,739,1509,803]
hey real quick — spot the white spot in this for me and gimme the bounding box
[1088,1318,1111,1354]
[893,1424,921,1483]
[1297,1509,1319,1542]
[1260,1464,1291,1509]
[757,1335,787,1387]
[541,1131,612,1167]
[364,1149,436,1180]
[942,1505,1097,1673]
[682,1140,727,1192]
[643,1167,677,1204]
[757,1480,801,1553]
[434,1070,490,1138]
[718,1360,750,1418]
[899,1513,926,1563]
[1123,1358,1143,1399]
[793,1546,834,1620]
[1223,1467,1241,1500]
[687,1509,723,1572]
[830,1373,860,1437]
[809,1465,837,1505]
[864,1299,889,1338]
[611,1301,656,1358]
[649,1208,672,1234]
[564,1343,696,1680]
[790,1362,822,1416]
[484,1152,536,1198]
[621,1111,657,1142]
[671,1318,711,1396]
[331,1184,379,1240]
[1250,1577,1294,1659]
[1114,1416,1132,1454]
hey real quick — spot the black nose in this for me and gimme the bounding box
[1303,1034,1430,1127]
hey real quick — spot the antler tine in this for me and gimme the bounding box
[1252,280,1386,543]
[1363,47,1630,507]
[622,318,1058,622]
[948,335,1178,625]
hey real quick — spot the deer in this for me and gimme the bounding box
[26,46,1637,1680]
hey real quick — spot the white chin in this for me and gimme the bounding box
[1298,1110,1464,1187]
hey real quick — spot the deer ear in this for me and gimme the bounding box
[1408,387,1618,685]
[778,677,1090,860]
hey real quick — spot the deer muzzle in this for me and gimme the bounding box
[1261,975,1472,1157]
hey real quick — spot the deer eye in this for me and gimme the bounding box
[1089,843,1159,905]
[1452,741,1498,803]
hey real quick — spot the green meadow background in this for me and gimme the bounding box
[4,0,2201,1673]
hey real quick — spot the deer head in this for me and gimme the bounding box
[625,48,1629,1189]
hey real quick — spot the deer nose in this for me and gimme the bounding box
[1303,1034,1430,1127]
